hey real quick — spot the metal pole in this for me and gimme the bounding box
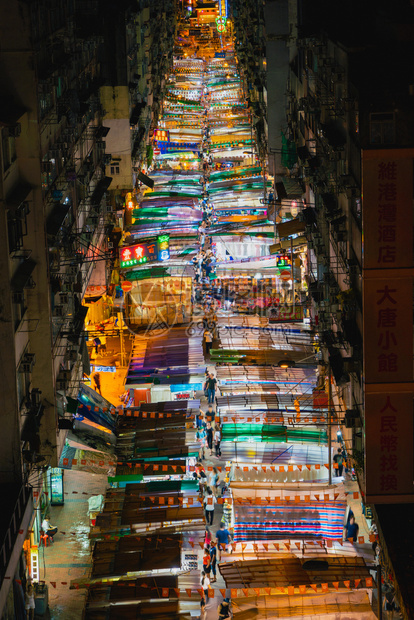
[120,327,124,367]
[377,565,383,620]
[328,363,332,485]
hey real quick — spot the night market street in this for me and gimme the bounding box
[1,1,413,619]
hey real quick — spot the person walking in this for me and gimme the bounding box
[333,448,344,477]
[204,487,216,525]
[200,597,207,620]
[215,522,232,560]
[210,467,220,496]
[196,426,207,461]
[200,571,210,601]
[210,541,217,582]
[195,462,207,494]
[346,516,359,542]
[214,425,221,457]
[198,221,207,246]
[93,372,102,396]
[206,422,214,456]
[204,527,212,549]
[218,599,232,619]
[200,404,215,427]
[25,584,35,620]
[203,546,212,576]
[92,336,101,356]
[204,328,213,357]
[206,372,217,404]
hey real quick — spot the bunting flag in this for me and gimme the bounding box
[226,536,372,554]
[234,463,333,473]
[58,579,377,595]
[225,493,344,505]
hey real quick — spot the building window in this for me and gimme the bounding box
[370,113,395,145]
[12,291,27,331]
[8,201,30,254]
[110,164,120,175]
[17,359,31,408]
[2,129,17,172]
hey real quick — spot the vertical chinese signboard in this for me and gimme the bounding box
[362,149,414,503]
[364,393,413,499]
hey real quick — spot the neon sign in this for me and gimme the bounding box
[119,235,170,268]
[154,129,170,143]
[276,254,292,268]
[215,16,227,33]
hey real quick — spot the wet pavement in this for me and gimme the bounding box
[39,470,108,619]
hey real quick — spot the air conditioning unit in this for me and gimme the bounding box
[343,358,359,373]
[58,370,71,381]
[345,186,361,199]
[20,353,36,373]
[344,409,361,428]
[12,291,25,304]
[54,305,65,317]
[56,379,68,391]
[332,71,344,83]
[87,215,98,226]
[8,123,21,138]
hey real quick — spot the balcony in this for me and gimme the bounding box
[0,483,33,611]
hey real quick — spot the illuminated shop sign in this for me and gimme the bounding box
[276,254,292,268]
[215,16,227,32]
[154,129,170,143]
[125,192,135,210]
[119,235,170,268]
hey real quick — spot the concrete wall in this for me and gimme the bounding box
[264,0,290,176]
[101,86,133,190]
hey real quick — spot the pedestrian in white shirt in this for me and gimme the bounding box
[204,487,217,525]
[200,571,211,600]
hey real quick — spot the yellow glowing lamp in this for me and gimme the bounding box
[125,192,135,210]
